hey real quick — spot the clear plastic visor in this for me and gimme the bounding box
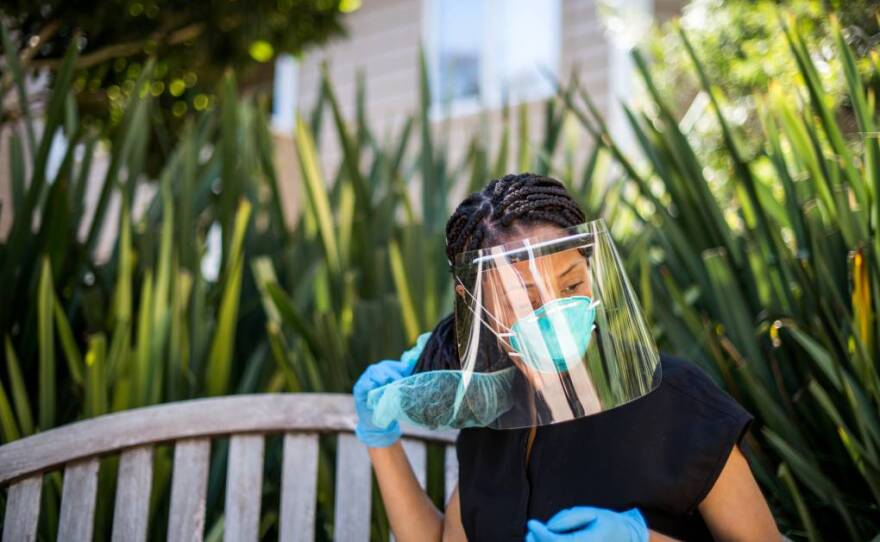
[367,218,661,431]
[452,218,660,429]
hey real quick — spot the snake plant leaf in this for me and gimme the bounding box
[295,114,341,276]
[389,239,420,343]
[206,199,252,396]
[53,303,83,385]
[0,377,19,443]
[0,19,36,150]
[37,257,56,431]
[84,334,108,418]
[4,335,33,437]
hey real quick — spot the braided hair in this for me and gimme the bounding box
[414,172,587,373]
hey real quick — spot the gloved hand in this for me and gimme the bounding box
[353,332,432,447]
[525,506,649,542]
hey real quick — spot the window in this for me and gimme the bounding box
[271,54,299,134]
[425,0,561,117]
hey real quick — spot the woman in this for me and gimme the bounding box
[353,173,779,541]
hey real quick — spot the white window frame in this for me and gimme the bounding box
[602,0,654,161]
[271,54,300,135]
[422,0,562,120]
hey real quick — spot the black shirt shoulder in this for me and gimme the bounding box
[658,352,752,431]
[653,352,755,511]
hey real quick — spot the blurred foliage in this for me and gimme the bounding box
[568,8,879,540]
[0,16,615,539]
[644,0,879,196]
[649,0,879,102]
[0,0,348,143]
[1,1,879,540]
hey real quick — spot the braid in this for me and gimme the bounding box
[421,172,589,372]
[444,196,493,265]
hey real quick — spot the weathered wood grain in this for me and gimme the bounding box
[279,433,319,542]
[58,458,99,542]
[445,444,458,503]
[401,438,427,489]
[167,438,210,542]
[333,433,371,542]
[1,474,41,542]
[0,394,456,485]
[111,445,153,542]
[224,434,264,542]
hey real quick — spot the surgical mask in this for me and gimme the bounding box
[508,295,597,373]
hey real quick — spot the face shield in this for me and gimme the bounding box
[367,218,661,431]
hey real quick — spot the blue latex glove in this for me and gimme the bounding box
[353,332,432,447]
[525,506,649,542]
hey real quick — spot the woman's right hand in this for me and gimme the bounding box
[353,332,431,447]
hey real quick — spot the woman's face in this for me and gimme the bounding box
[455,223,593,339]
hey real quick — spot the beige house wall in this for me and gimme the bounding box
[272,0,683,228]
[0,1,684,242]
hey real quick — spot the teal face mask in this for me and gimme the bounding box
[508,295,597,373]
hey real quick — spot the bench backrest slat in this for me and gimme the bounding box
[111,445,153,542]
[2,474,42,542]
[387,439,429,542]
[0,394,458,540]
[167,438,211,542]
[224,434,265,542]
[444,444,458,503]
[0,395,455,485]
[58,458,99,542]
[279,432,319,542]
[401,438,427,489]
[333,433,371,542]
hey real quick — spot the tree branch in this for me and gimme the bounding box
[28,21,205,71]
[1,19,62,94]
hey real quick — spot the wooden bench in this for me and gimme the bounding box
[0,393,458,541]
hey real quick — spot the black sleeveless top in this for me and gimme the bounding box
[455,352,753,541]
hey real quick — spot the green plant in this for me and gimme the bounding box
[9,5,873,539]
[257,51,610,539]
[643,0,879,218]
[0,22,297,537]
[565,11,879,540]
[0,0,347,138]
[0,19,613,537]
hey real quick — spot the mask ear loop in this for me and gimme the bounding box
[452,255,509,422]
[455,237,599,428]
[454,275,524,360]
[456,240,597,352]
[456,262,544,427]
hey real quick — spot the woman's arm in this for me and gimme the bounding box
[698,444,780,541]
[649,530,680,541]
[441,486,467,541]
[369,443,467,542]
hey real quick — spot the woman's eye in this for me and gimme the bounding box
[562,281,583,294]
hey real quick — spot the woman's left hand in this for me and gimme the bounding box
[525,506,649,542]
[353,332,432,447]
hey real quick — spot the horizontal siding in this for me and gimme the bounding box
[561,0,610,106]
[277,0,617,223]
[655,0,685,22]
[298,0,422,123]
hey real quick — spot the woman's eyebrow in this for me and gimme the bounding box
[522,261,581,289]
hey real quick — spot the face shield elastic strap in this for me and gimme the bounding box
[454,275,520,351]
